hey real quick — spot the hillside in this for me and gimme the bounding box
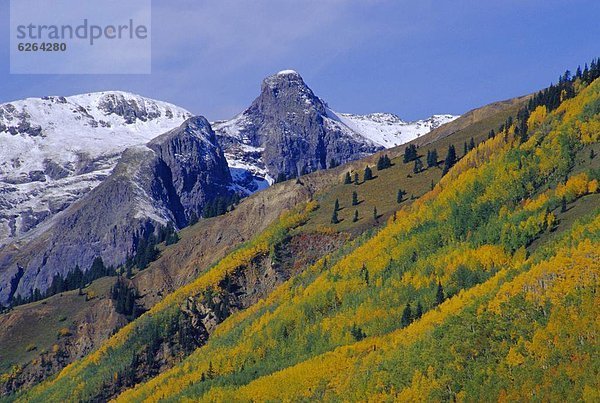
[10,67,600,401]
[0,83,524,396]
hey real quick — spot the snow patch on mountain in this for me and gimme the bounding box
[0,91,192,244]
[331,110,459,148]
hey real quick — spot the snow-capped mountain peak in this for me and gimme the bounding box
[0,91,192,244]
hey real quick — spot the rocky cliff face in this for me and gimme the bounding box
[0,117,232,306]
[0,91,192,246]
[213,70,382,189]
[213,70,459,193]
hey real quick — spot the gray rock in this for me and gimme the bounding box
[215,70,382,181]
[0,116,233,305]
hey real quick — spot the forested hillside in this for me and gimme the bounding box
[9,61,599,402]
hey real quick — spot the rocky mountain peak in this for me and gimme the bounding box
[258,70,326,116]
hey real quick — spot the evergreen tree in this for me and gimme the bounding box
[591,149,596,160]
[329,158,338,169]
[488,129,495,139]
[442,145,457,175]
[427,149,438,168]
[413,157,423,174]
[377,155,385,170]
[397,189,405,203]
[354,172,360,185]
[352,191,359,206]
[206,361,215,379]
[415,301,423,319]
[431,180,434,191]
[377,154,392,170]
[344,172,352,184]
[463,141,468,157]
[350,323,366,341]
[373,206,378,221]
[435,282,445,306]
[364,166,373,181]
[353,209,359,223]
[403,144,418,163]
[561,196,568,213]
[401,302,412,327]
[334,198,340,211]
[469,137,476,151]
[360,264,369,285]
[331,209,339,224]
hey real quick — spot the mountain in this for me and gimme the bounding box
[13,68,599,402]
[0,91,192,246]
[0,78,525,394]
[0,116,232,306]
[213,70,457,192]
[0,72,457,309]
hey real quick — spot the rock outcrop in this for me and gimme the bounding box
[0,117,233,305]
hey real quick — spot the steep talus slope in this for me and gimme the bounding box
[0,117,232,306]
[0,92,191,244]
[16,73,600,402]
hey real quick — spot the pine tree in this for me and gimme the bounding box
[206,361,215,379]
[561,196,568,213]
[364,166,373,181]
[360,264,369,285]
[344,172,352,184]
[397,189,405,203]
[350,323,366,341]
[413,157,423,174]
[442,145,457,175]
[352,191,359,206]
[377,155,385,170]
[373,206,378,221]
[591,149,596,160]
[331,209,339,224]
[463,141,468,157]
[415,301,423,319]
[469,137,476,151]
[435,282,445,306]
[427,149,438,168]
[352,209,359,222]
[334,198,340,211]
[354,172,360,185]
[377,154,392,170]
[401,302,412,327]
[403,145,418,163]
[431,180,434,191]
[329,158,338,169]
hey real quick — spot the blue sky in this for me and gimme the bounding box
[1,0,599,121]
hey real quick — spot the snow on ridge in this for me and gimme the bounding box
[0,91,193,244]
[330,109,459,148]
[277,69,299,76]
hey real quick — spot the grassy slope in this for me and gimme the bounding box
[0,277,117,374]
[104,80,600,401]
